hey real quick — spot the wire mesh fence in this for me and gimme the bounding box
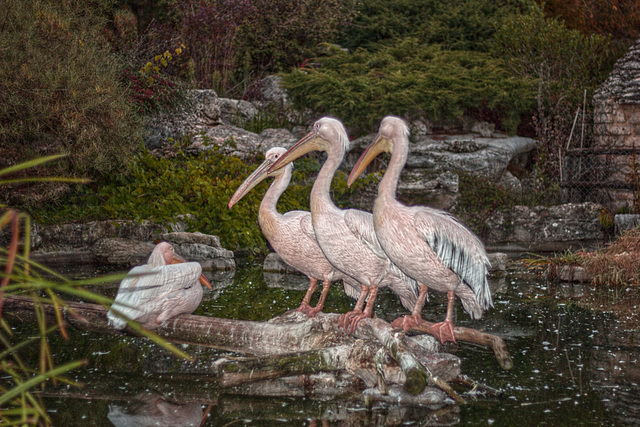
[561,147,639,213]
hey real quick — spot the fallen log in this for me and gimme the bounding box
[2,295,461,400]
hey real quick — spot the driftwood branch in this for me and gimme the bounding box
[409,321,513,370]
[3,295,466,401]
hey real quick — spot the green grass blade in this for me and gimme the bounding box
[0,155,66,177]
[0,360,85,406]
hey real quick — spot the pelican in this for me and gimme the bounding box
[228,147,359,317]
[107,242,213,329]
[269,117,419,332]
[348,115,492,344]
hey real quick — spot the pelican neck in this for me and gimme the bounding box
[260,166,292,216]
[310,146,343,214]
[378,138,408,202]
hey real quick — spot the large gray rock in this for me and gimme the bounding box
[190,125,298,158]
[28,221,235,270]
[396,170,459,210]
[260,75,289,106]
[32,220,168,251]
[93,238,155,266]
[614,214,640,234]
[484,202,606,252]
[161,232,235,271]
[405,134,537,177]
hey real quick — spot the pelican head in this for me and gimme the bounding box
[347,116,409,187]
[148,242,213,289]
[269,117,349,174]
[228,147,290,209]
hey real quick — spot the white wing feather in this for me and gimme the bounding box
[298,214,317,242]
[343,209,387,259]
[107,263,202,329]
[413,209,492,311]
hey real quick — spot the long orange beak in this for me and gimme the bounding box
[172,254,213,290]
[228,156,274,209]
[268,130,324,175]
[347,134,391,187]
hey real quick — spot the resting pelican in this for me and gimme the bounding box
[228,147,359,316]
[269,117,419,332]
[348,115,492,344]
[107,242,213,329]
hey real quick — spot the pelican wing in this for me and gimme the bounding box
[298,213,317,242]
[107,263,202,329]
[413,209,492,310]
[343,209,387,259]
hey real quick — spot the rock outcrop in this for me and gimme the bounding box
[27,220,235,270]
[484,202,606,252]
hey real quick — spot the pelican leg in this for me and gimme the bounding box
[428,290,457,344]
[339,284,369,332]
[295,277,318,315]
[391,284,429,332]
[347,286,379,334]
[307,280,332,318]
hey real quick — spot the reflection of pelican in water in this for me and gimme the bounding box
[107,391,204,427]
[107,242,212,329]
[229,147,359,317]
[269,118,419,333]
[348,116,492,343]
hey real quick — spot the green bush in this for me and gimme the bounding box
[494,5,614,107]
[33,144,367,253]
[493,5,615,177]
[0,0,142,186]
[281,40,536,135]
[179,0,348,95]
[337,0,536,52]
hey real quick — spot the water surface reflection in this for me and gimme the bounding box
[29,260,640,425]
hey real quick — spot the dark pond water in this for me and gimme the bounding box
[9,258,640,425]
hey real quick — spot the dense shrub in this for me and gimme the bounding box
[281,40,536,136]
[493,5,615,178]
[34,146,369,254]
[535,0,640,44]
[337,0,536,52]
[179,0,348,95]
[0,0,142,203]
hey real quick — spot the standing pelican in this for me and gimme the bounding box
[269,117,419,332]
[228,147,359,317]
[348,115,492,344]
[107,242,213,329]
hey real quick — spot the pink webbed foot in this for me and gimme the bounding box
[305,304,324,318]
[428,319,457,344]
[295,302,314,316]
[391,314,425,332]
[346,311,372,334]
[339,310,362,333]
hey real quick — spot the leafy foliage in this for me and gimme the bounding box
[33,145,369,254]
[493,5,616,178]
[0,156,189,425]
[124,44,188,114]
[178,0,348,95]
[282,40,536,135]
[337,0,536,52]
[535,0,640,44]
[0,0,143,188]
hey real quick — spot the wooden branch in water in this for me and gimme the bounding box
[213,344,361,387]
[352,317,463,401]
[409,321,514,370]
[2,296,461,399]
